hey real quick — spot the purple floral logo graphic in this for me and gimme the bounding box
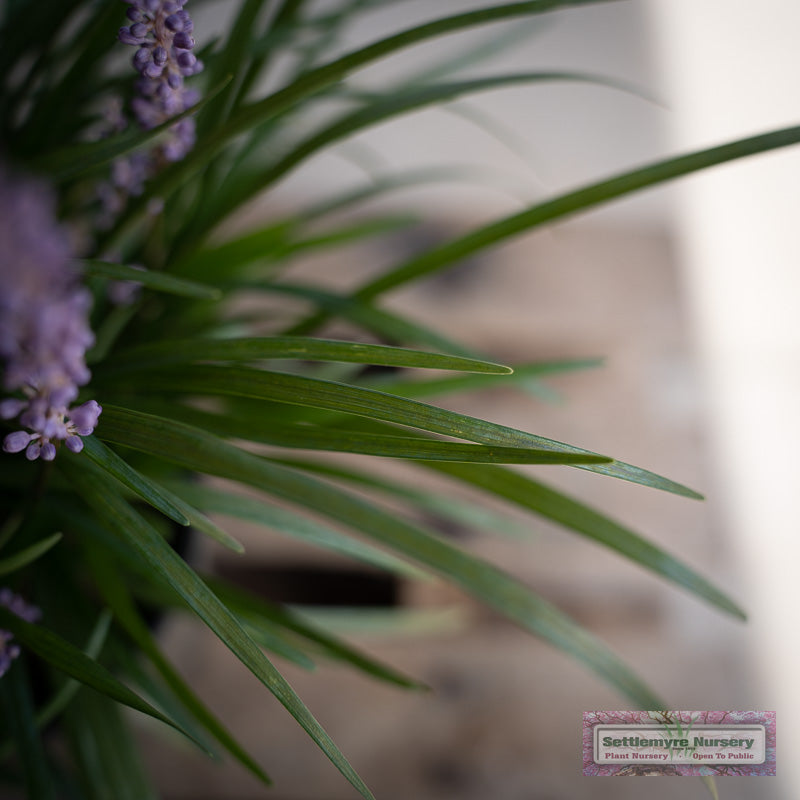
[583,711,776,776]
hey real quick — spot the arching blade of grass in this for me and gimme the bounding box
[95,405,666,708]
[166,408,609,466]
[210,70,651,227]
[102,336,512,375]
[164,480,430,580]
[79,261,221,300]
[266,283,478,357]
[363,359,604,400]
[353,124,800,301]
[66,468,375,800]
[286,123,800,335]
[204,576,426,690]
[119,366,699,497]
[426,462,745,620]
[86,551,272,786]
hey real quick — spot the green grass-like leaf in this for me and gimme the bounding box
[427,462,745,620]
[67,467,375,800]
[0,607,208,753]
[103,336,512,374]
[0,533,62,576]
[86,551,272,786]
[81,437,190,527]
[118,366,699,497]
[95,405,665,707]
[166,481,429,580]
[205,576,426,690]
[79,261,222,300]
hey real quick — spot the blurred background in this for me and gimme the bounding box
[141,1,800,797]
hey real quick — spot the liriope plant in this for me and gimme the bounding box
[0,1,795,797]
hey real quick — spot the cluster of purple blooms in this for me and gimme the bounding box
[0,163,101,461]
[99,1,202,225]
[120,1,203,159]
[0,588,40,678]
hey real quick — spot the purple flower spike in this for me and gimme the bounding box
[117,0,203,166]
[0,162,101,461]
[0,589,41,678]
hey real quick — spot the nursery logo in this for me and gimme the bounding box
[582,711,776,776]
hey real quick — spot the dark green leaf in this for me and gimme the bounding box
[81,437,190,527]
[86,551,272,786]
[0,660,57,800]
[206,577,425,690]
[94,406,665,707]
[32,77,232,180]
[427,462,745,620]
[63,689,158,800]
[0,532,62,575]
[166,481,429,580]
[79,261,221,300]
[103,336,512,374]
[67,469,375,800]
[120,366,698,497]
[0,607,207,751]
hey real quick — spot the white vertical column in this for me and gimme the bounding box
[646,1,800,791]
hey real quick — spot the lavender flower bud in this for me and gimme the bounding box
[1,163,101,460]
[173,31,193,50]
[67,400,102,436]
[65,435,84,453]
[3,431,31,453]
[0,398,26,419]
[117,0,203,163]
